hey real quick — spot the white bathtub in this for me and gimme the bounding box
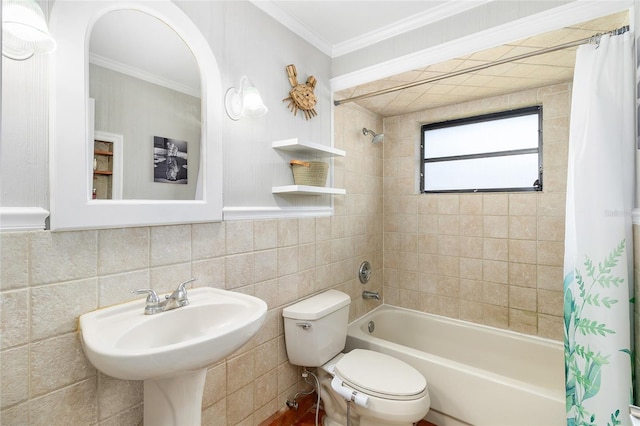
[345,305,565,426]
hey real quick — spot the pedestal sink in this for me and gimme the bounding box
[79,287,267,425]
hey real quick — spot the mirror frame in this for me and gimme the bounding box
[49,0,222,231]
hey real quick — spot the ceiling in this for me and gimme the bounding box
[335,10,629,117]
[256,1,628,117]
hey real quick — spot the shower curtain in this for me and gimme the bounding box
[564,30,634,426]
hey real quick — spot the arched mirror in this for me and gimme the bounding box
[49,0,222,230]
[89,9,201,200]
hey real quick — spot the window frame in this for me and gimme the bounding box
[420,105,543,194]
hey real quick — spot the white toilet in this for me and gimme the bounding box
[283,290,430,426]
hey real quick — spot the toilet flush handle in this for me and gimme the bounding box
[296,322,312,330]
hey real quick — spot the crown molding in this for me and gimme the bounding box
[249,0,333,56]
[251,0,492,58]
[330,0,633,92]
[89,53,200,98]
[332,0,492,58]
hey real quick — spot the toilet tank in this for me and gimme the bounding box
[283,290,351,367]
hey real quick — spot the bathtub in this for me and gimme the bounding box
[345,305,565,426]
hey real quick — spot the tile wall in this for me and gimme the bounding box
[0,80,590,423]
[381,83,571,341]
[0,103,383,425]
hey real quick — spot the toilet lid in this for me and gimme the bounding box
[335,349,427,400]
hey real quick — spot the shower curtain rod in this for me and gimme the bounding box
[333,25,630,106]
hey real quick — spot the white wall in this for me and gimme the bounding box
[0,52,51,208]
[2,0,632,224]
[176,1,335,215]
[0,0,335,223]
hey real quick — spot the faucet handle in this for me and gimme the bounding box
[166,278,196,306]
[132,288,160,304]
[175,278,196,296]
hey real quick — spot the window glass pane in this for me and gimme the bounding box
[424,113,539,159]
[423,154,539,192]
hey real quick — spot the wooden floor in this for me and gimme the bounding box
[260,394,436,426]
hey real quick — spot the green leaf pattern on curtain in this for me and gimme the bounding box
[565,240,629,426]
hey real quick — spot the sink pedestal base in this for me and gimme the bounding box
[144,369,207,426]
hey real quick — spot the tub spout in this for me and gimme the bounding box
[362,291,380,300]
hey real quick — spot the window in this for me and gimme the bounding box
[420,106,542,193]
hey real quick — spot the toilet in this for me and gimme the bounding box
[283,290,430,426]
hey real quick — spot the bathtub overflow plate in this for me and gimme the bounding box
[367,321,375,333]
[359,261,371,284]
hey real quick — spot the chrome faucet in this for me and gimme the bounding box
[362,290,380,300]
[132,278,197,315]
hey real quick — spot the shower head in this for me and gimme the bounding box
[362,127,384,144]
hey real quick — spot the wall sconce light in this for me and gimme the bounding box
[2,0,56,60]
[225,76,268,120]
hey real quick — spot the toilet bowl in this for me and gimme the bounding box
[320,350,430,426]
[282,290,430,426]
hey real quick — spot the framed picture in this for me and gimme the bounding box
[154,136,188,184]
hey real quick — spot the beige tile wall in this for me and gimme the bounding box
[1,81,574,423]
[381,83,571,341]
[0,103,383,425]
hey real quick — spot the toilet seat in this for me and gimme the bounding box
[334,349,427,401]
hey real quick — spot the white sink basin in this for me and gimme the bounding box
[79,287,267,381]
